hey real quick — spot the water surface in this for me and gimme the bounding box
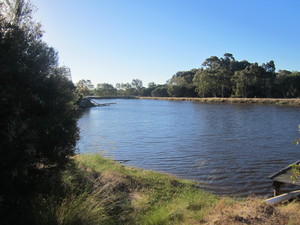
[77,99,300,196]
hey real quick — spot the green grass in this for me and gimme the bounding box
[56,154,219,224]
[31,154,300,224]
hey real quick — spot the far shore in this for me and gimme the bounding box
[89,96,300,106]
[138,97,300,105]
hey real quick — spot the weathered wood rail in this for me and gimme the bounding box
[265,161,300,204]
[268,160,300,196]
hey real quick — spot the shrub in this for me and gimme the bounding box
[0,1,79,223]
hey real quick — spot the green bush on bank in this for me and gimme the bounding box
[0,1,79,224]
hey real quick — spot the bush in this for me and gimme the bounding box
[0,1,79,223]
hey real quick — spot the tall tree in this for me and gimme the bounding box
[231,63,266,98]
[194,54,235,97]
[167,69,198,97]
[95,83,117,96]
[116,82,135,95]
[274,70,300,98]
[76,79,94,96]
[131,79,143,90]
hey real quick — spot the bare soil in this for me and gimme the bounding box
[204,198,300,225]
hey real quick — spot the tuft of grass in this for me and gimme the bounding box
[72,154,219,224]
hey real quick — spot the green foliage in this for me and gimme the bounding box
[274,71,300,98]
[116,79,145,96]
[116,82,135,96]
[151,86,169,97]
[139,82,158,96]
[76,79,94,96]
[290,164,300,183]
[290,125,300,182]
[131,79,143,91]
[192,53,285,98]
[0,0,79,223]
[94,83,117,96]
[167,69,198,97]
[61,154,219,225]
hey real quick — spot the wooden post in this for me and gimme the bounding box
[272,181,283,196]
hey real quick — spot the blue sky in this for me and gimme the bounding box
[31,0,300,87]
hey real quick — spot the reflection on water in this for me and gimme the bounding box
[76,99,300,196]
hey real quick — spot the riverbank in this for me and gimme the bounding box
[138,97,300,106]
[38,154,300,224]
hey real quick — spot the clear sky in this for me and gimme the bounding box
[31,0,300,87]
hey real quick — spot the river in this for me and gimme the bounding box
[76,99,300,196]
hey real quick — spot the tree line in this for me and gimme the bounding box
[78,53,300,98]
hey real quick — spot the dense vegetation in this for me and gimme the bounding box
[0,1,79,224]
[78,53,300,99]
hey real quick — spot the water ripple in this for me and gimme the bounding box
[77,99,300,196]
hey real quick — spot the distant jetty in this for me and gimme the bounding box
[86,96,136,100]
[78,97,116,109]
[89,99,116,107]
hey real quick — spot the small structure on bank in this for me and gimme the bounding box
[266,160,300,205]
[268,160,300,196]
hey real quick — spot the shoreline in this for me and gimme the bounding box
[137,97,300,106]
[88,96,300,106]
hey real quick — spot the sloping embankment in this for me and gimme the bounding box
[53,154,300,225]
[138,97,300,106]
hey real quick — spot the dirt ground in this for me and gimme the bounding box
[204,198,300,225]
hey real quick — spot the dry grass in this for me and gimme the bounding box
[204,198,300,225]
[138,97,300,105]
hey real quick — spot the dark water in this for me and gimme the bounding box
[77,99,300,196]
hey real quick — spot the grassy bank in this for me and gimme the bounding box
[138,97,300,106]
[62,154,219,224]
[35,154,300,224]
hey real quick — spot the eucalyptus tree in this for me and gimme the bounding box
[274,70,292,98]
[167,69,198,97]
[193,68,220,97]
[231,63,267,98]
[140,82,158,96]
[95,83,117,96]
[261,60,276,97]
[193,54,235,97]
[116,82,135,95]
[151,86,169,97]
[274,70,300,98]
[76,79,95,96]
[131,79,143,90]
[148,82,157,88]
